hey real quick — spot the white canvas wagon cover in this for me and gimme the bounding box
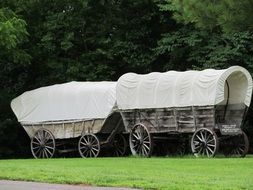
[11,81,116,123]
[116,66,252,109]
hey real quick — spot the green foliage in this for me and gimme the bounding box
[0,8,28,49]
[162,0,253,33]
[155,28,253,71]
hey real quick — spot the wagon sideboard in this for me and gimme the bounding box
[120,104,246,134]
[22,111,125,139]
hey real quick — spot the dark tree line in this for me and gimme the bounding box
[1,0,253,158]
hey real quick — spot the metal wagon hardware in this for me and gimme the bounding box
[116,66,253,157]
[11,82,127,158]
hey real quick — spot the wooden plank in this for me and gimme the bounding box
[195,115,214,118]
[178,120,194,124]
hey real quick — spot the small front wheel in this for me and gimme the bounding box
[31,128,55,159]
[78,134,100,158]
[129,123,153,157]
[191,128,219,157]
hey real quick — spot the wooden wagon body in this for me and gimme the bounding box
[11,82,126,158]
[116,66,252,157]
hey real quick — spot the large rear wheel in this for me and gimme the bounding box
[223,131,249,157]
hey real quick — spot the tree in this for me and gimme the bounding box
[0,7,31,158]
[155,28,253,71]
[161,0,253,33]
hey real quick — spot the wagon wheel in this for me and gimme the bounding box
[223,132,249,158]
[191,128,219,157]
[112,134,127,157]
[31,129,55,159]
[129,123,153,157]
[78,134,100,158]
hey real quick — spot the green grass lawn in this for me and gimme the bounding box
[0,156,253,190]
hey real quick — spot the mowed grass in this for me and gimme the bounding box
[0,156,253,190]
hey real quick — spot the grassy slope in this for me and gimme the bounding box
[0,157,253,190]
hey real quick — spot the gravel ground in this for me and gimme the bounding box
[0,180,139,190]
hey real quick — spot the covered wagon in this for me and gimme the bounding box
[11,81,127,158]
[116,66,252,157]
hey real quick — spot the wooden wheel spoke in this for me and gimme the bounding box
[143,140,150,144]
[43,149,49,158]
[34,136,42,143]
[193,140,200,145]
[207,146,214,154]
[207,143,215,147]
[238,147,244,152]
[132,133,139,140]
[92,147,99,152]
[80,146,88,150]
[34,147,41,155]
[206,139,214,144]
[205,134,212,142]
[205,148,210,157]
[90,138,97,145]
[32,146,40,150]
[45,147,53,156]
[91,149,96,156]
[37,132,42,141]
[197,147,203,154]
[82,148,89,154]
[204,130,207,140]
[32,141,40,145]
[136,130,141,138]
[194,144,201,150]
[143,143,150,152]
[82,137,89,144]
[200,131,205,141]
[80,141,88,146]
[44,133,51,143]
[84,150,90,157]
[143,135,149,141]
[45,145,54,150]
[38,149,42,158]
[116,148,124,155]
[136,144,141,153]
[132,142,138,148]
[196,135,202,142]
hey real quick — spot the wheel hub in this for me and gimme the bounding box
[40,142,45,147]
[87,143,92,149]
[200,140,207,148]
